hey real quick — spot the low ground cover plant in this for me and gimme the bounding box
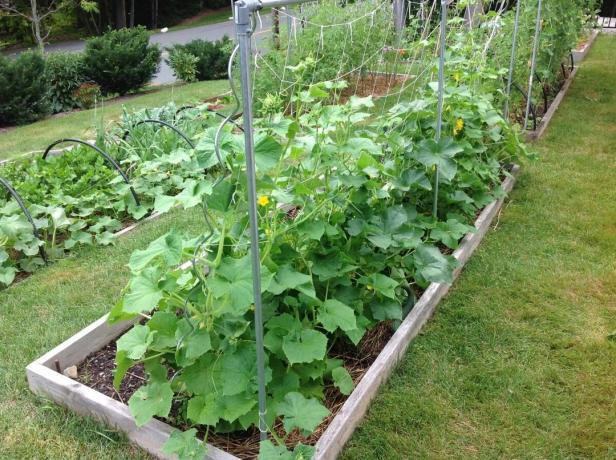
[0,104,227,286]
[108,78,529,459]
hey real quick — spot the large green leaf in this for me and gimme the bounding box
[128,231,183,272]
[317,299,357,333]
[162,429,207,460]
[120,267,163,314]
[282,328,327,364]
[413,243,457,286]
[255,135,283,172]
[332,366,354,395]
[277,392,330,435]
[128,381,173,426]
[267,265,315,299]
[116,324,154,360]
[209,256,272,316]
[413,138,463,181]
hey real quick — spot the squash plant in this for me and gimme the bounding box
[109,80,528,459]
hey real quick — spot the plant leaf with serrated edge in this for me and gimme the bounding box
[277,392,330,435]
[162,428,207,460]
[120,266,163,314]
[282,328,327,364]
[318,299,357,332]
[128,381,173,426]
[116,324,153,360]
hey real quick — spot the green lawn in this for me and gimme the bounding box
[342,34,616,459]
[0,34,614,460]
[0,80,228,161]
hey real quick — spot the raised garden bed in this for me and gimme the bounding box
[27,167,519,459]
[529,29,599,141]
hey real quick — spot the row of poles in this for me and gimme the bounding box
[228,0,545,440]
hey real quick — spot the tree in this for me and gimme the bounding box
[0,0,98,51]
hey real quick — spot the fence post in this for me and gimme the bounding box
[233,0,269,441]
[433,0,449,218]
[504,0,522,120]
[394,0,406,38]
[524,0,542,130]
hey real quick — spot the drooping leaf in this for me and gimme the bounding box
[331,366,354,395]
[282,328,327,365]
[116,324,154,360]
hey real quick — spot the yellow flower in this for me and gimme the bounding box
[453,71,461,83]
[453,118,464,135]
[257,195,270,207]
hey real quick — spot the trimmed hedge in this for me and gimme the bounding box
[0,51,50,126]
[83,27,161,96]
[167,36,231,82]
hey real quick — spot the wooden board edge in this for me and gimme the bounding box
[26,363,238,460]
[314,167,519,459]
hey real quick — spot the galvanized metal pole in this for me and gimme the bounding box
[433,0,449,218]
[504,0,522,120]
[524,0,542,130]
[233,0,268,440]
[393,0,406,40]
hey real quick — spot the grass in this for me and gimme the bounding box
[0,207,207,459]
[342,34,616,459]
[0,80,228,161]
[0,34,614,460]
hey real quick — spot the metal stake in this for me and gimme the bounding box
[234,0,268,440]
[433,0,449,218]
[524,0,542,131]
[504,0,522,120]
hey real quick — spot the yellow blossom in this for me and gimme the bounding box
[257,195,270,207]
[453,71,461,83]
[453,118,464,135]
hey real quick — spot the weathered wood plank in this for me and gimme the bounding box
[27,363,236,460]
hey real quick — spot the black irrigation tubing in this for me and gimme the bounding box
[174,105,245,132]
[534,72,549,115]
[0,176,48,264]
[123,119,196,149]
[511,81,537,131]
[569,51,575,73]
[42,138,140,206]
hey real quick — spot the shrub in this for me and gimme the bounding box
[0,51,50,125]
[167,48,199,83]
[73,82,101,109]
[83,27,161,95]
[45,52,86,113]
[167,36,231,81]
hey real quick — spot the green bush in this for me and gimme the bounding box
[168,36,231,81]
[167,49,199,83]
[45,52,86,113]
[0,51,50,125]
[83,27,161,95]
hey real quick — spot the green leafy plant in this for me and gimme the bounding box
[0,51,50,125]
[83,27,161,95]
[45,52,86,113]
[108,80,529,459]
[167,36,232,81]
[167,49,199,83]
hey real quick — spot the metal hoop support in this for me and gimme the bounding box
[122,119,196,149]
[0,176,48,264]
[42,138,140,206]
